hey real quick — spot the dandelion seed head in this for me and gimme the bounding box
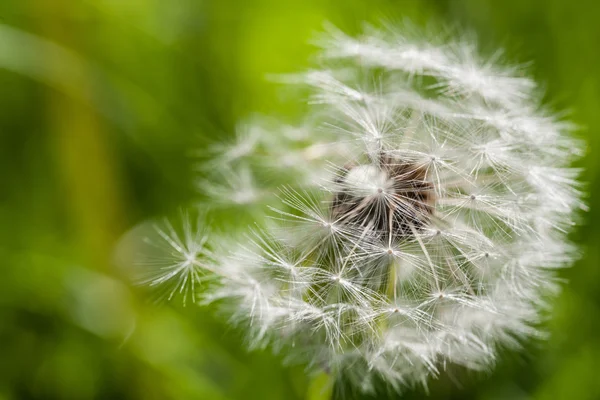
[122,22,586,394]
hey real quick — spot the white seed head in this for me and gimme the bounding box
[122,23,586,394]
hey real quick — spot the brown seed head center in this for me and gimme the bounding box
[331,154,435,238]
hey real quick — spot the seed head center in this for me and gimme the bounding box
[331,155,435,238]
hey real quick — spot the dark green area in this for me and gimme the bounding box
[1,1,599,399]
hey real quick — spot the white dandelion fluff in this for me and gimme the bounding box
[121,23,585,394]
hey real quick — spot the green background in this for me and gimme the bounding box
[0,0,598,399]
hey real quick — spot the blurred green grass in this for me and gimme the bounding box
[1,0,599,399]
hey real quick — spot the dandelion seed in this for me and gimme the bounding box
[129,214,215,305]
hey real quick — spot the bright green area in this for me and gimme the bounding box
[1,1,599,399]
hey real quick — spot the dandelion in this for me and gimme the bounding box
[121,23,585,395]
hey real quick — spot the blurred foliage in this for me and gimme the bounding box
[1,0,599,399]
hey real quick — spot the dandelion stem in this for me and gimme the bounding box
[386,261,397,300]
[306,371,334,400]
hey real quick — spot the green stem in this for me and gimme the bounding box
[386,261,397,300]
[306,371,335,400]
